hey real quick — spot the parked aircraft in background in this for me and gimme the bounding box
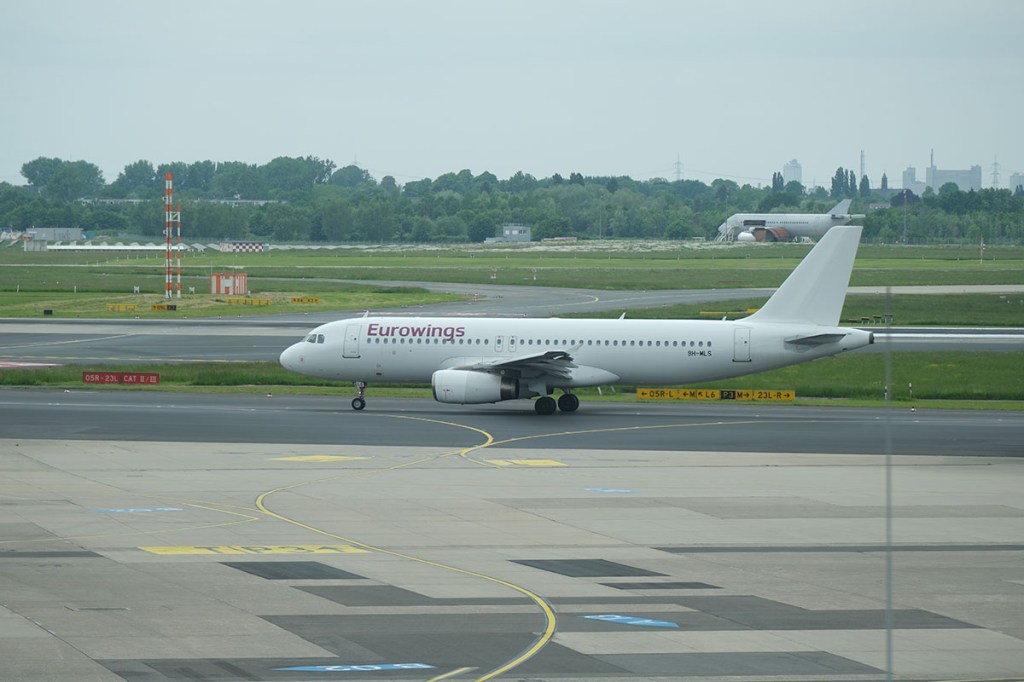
[716,199,865,242]
[279,226,872,414]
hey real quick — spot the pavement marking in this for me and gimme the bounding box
[92,507,184,513]
[426,667,476,682]
[583,614,679,628]
[256,414,558,682]
[271,455,368,462]
[0,333,137,351]
[486,458,567,467]
[139,544,370,555]
[487,419,765,449]
[274,663,435,672]
[0,361,61,368]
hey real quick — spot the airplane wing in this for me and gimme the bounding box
[453,350,577,379]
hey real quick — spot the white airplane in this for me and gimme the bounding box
[279,225,873,414]
[717,199,865,242]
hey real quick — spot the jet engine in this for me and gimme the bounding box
[431,369,528,404]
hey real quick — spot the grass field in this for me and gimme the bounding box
[565,293,1024,327]
[0,285,462,319]
[2,242,1020,406]
[2,242,1023,297]
[4,352,1021,404]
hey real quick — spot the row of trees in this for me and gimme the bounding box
[2,156,1022,244]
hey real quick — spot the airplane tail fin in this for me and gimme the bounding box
[745,225,862,326]
[828,199,852,216]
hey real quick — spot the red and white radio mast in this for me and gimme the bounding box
[163,172,182,299]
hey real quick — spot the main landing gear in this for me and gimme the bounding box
[534,392,579,415]
[351,381,367,410]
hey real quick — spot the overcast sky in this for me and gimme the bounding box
[2,1,1021,190]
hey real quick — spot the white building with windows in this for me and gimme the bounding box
[485,223,532,243]
[782,159,802,186]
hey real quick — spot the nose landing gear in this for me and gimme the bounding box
[351,381,367,410]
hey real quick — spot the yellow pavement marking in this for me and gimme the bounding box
[255,413,557,682]
[486,458,567,467]
[139,544,369,555]
[426,667,475,682]
[271,455,368,462]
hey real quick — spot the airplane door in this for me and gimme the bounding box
[494,335,515,354]
[343,325,361,358]
[733,328,751,363]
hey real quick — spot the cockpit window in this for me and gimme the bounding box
[305,334,317,343]
[317,334,325,344]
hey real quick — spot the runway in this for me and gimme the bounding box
[2,390,1023,681]
[0,317,1021,368]
[2,390,1022,457]
[1,282,1023,367]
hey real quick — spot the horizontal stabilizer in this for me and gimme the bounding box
[788,333,848,346]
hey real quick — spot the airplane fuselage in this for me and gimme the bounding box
[729,213,856,242]
[279,226,872,413]
[718,200,865,242]
[280,316,871,390]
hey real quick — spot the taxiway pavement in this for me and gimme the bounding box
[1,391,1022,681]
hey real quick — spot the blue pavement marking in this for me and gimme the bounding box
[583,614,679,628]
[582,488,636,493]
[274,663,436,672]
[92,507,184,513]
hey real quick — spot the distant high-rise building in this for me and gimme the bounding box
[926,164,982,192]
[1007,172,1023,192]
[782,159,802,186]
[904,154,983,193]
[902,167,927,195]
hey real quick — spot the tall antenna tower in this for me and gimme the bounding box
[860,150,865,180]
[674,154,683,182]
[991,157,1000,188]
[163,173,182,299]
